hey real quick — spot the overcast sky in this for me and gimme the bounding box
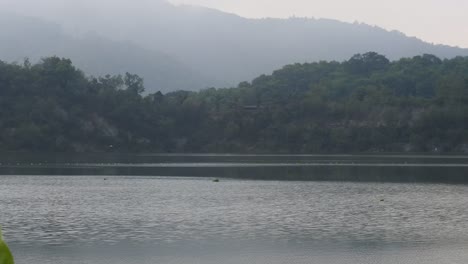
[169,0,468,48]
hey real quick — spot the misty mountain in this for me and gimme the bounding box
[2,0,468,91]
[0,13,209,92]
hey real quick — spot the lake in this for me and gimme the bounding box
[1,154,468,264]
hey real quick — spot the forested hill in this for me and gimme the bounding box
[1,53,468,153]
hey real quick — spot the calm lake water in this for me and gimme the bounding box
[1,154,468,264]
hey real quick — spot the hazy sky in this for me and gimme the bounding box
[169,0,468,48]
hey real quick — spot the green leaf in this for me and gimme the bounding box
[0,227,14,264]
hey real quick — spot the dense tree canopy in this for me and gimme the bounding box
[1,53,468,153]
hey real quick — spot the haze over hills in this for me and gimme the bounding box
[1,0,468,93]
[0,13,209,92]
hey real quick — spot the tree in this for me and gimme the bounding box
[124,72,145,94]
[345,52,390,74]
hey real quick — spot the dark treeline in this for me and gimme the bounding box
[1,52,468,153]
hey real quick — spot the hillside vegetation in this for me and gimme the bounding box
[1,52,468,153]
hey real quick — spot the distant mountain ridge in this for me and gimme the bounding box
[0,13,209,93]
[1,0,468,92]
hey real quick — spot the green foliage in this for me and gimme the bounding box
[0,227,14,264]
[345,52,390,74]
[1,53,468,153]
